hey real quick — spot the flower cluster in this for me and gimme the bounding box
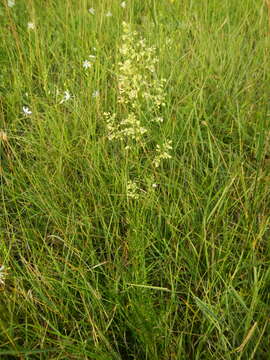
[105,22,172,199]
[153,140,172,168]
[126,180,140,199]
[106,22,167,148]
[117,22,166,114]
[105,112,147,143]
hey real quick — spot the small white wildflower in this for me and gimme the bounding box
[88,7,95,15]
[120,1,126,8]
[83,60,92,69]
[7,0,15,7]
[152,183,158,188]
[89,54,96,59]
[22,106,32,116]
[0,265,7,286]
[27,22,35,30]
[92,90,99,98]
[60,90,72,104]
[106,11,112,17]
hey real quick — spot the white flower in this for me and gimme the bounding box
[92,90,99,98]
[22,106,32,116]
[60,90,72,104]
[88,7,95,15]
[106,11,112,17]
[27,22,35,30]
[7,0,15,7]
[152,183,158,188]
[120,1,126,8]
[83,60,92,69]
[89,54,96,59]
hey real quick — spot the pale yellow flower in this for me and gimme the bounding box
[127,180,139,199]
[153,140,173,168]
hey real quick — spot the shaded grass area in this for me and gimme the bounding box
[1,0,270,359]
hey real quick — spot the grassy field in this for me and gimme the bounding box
[1,0,270,359]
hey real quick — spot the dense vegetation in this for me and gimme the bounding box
[0,0,270,358]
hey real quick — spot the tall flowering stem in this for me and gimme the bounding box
[105,22,172,199]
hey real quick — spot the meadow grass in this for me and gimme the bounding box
[0,0,270,359]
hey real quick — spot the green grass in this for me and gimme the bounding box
[1,0,270,359]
